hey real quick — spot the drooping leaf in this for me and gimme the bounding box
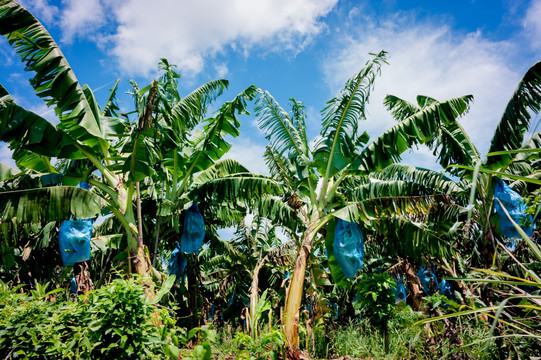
[164,79,229,137]
[487,61,541,167]
[0,1,119,149]
[351,95,473,174]
[0,92,85,161]
[0,186,106,223]
[368,165,465,195]
[384,94,420,122]
[179,85,257,187]
[0,161,18,181]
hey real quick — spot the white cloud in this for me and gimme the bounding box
[59,0,107,43]
[226,137,269,175]
[214,63,229,79]
[58,0,337,76]
[322,13,521,161]
[18,0,59,24]
[0,143,16,168]
[523,0,541,50]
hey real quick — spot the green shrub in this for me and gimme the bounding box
[354,272,397,353]
[0,278,180,359]
[213,326,286,360]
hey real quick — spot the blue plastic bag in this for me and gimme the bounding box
[69,276,77,294]
[417,265,439,295]
[58,219,93,266]
[331,301,339,320]
[168,242,187,283]
[58,182,93,266]
[440,279,454,300]
[494,179,533,250]
[180,202,205,254]
[334,219,364,278]
[393,274,408,303]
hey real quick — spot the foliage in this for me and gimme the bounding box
[417,201,541,359]
[353,272,397,354]
[327,307,423,359]
[354,272,396,329]
[256,50,474,349]
[178,327,216,360]
[0,0,261,281]
[229,329,286,360]
[327,306,500,359]
[0,277,180,359]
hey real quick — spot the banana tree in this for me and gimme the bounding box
[0,0,134,269]
[0,1,258,280]
[384,60,541,269]
[255,51,474,349]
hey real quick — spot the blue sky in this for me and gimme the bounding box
[1,0,541,174]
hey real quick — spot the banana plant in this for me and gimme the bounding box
[384,60,541,268]
[198,214,293,328]
[416,195,541,358]
[255,51,474,349]
[0,0,133,269]
[0,1,259,279]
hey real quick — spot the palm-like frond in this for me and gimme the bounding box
[487,61,541,167]
[374,217,455,261]
[164,79,229,136]
[204,205,246,227]
[255,89,310,161]
[263,146,295,186]
[189,174,284,204]
[350,179,446,202]
[102,79,121,117]
[251,196,301,233]
[0,91,85,164]
[503,131,541,179]
[429,119,480,173]
[180,85,257,183]
[369,164,465,195]
[0,186,106,223]
[321,51,387,136]
[384,94,478,174]
[193,159,250,185]
[332,194,458,224]
[315,51,387,180]
[351,95,473,173]
[0,0,122,149]
[384,94,420,122]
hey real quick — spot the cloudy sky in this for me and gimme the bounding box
[1,0,541,173]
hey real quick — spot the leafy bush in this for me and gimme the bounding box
[0,278,180,359]
[213,326,286,360]
[354,272,396,353]
[232,329,285,360]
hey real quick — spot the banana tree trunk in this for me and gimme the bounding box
[132,245,149,277]
[249,253,269,339]
[74,261,94,295]
[283,235,312,349]
[403,259,425,313]
[283,214,319,349]
[132,181,149,277]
